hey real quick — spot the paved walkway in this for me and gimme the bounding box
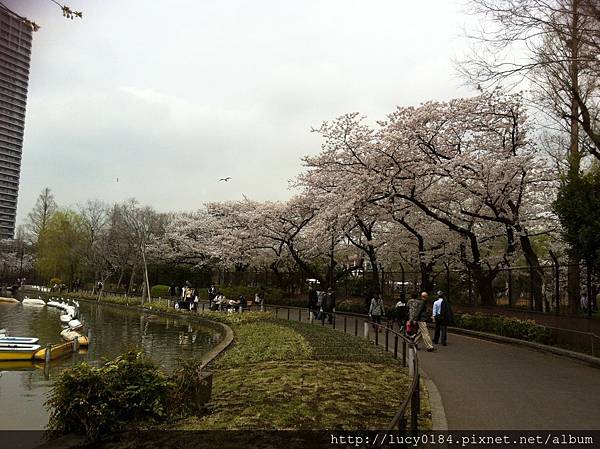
[263,305,600,430]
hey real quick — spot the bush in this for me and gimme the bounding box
[151,284,170,297]
[453,313,552,344]
[49,277,61,287]
[46,351,174,441]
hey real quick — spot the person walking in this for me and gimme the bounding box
[369,294,385,332]
[432,290,452,346]
[408,291,435,352]
[324,287,336,324]
[392,296,408,332]
[207,283,217,309]
[308,287,318,321]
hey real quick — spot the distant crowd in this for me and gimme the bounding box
[308,287,453,351]
[168,282,265,313]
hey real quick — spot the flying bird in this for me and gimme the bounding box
[218,177,232,182]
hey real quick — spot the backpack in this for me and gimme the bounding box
[405,320,417,337]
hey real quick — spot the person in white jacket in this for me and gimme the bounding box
[369,294,385,332]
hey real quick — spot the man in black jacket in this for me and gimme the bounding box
[308,287,318,319]
[433,290,453,346]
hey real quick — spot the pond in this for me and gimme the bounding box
[0,299,222,430]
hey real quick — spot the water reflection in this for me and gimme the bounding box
[0,300,221,430]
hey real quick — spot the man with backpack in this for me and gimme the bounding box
[433,290,453,346]
[407,291,435,352]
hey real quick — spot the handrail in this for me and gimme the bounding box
[362,316,420,434]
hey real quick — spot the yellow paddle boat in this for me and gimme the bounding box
[34,342,76,361]
[0,343,41,361]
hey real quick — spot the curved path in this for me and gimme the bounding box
[419,332,600,430]
[265,305,600,430]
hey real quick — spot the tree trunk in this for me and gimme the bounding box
[128,264,137,295]
[419,261,434,294]
[567,262,581,314]
[472,266,496,306]
[116,267,124,290]
[520,235,544,311]
[567,0,582,315]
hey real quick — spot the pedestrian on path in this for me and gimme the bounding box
[324,288,336,324]
[308,287,318,320]
[432,290,452,346]
[369,294,385,332]
[208,283,217,309]
[408,292,435,352]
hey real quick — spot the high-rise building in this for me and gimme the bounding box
[0,4,34,239]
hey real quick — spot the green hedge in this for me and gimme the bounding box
[151,284,170,297]
[453,313,553,345]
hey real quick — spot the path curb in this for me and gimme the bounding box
[445,326,600,368]
[421,370,448,431]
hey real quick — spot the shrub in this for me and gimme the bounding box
[46,351,174,442]
[453,313,552,344]
[151,284,170,297]
[49,277,61,287]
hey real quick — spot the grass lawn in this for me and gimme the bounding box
[59,296,431,441]
[171,312,430,431]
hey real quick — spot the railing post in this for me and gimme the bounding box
[276,307,279,318]
[354,319,358,336]
[332,312,336,329]
[408,346,414,376]
[385,328,389,352]
[375,326,379,346]
[402,340,407,368]
[344,316,347,333]
[309,311,314,324]
[363,321,369,339]
[44,343,52,365]
[73,336,79,352]
[398,416,408,448]
[287,308,290,320]
[298,309,301,322]
[410,374,420,434]
[394,335,398,358]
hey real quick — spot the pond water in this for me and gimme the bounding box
[0,300,222,430]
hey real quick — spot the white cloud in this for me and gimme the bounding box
[10,0,476,223]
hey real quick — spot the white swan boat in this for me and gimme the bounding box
[60,314,72,323]
[60,329,89,346]
[68,319,82,329]
[47,300,63,308]
[22,297,46,306]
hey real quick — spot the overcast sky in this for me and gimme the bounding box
[7,0,476,225]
